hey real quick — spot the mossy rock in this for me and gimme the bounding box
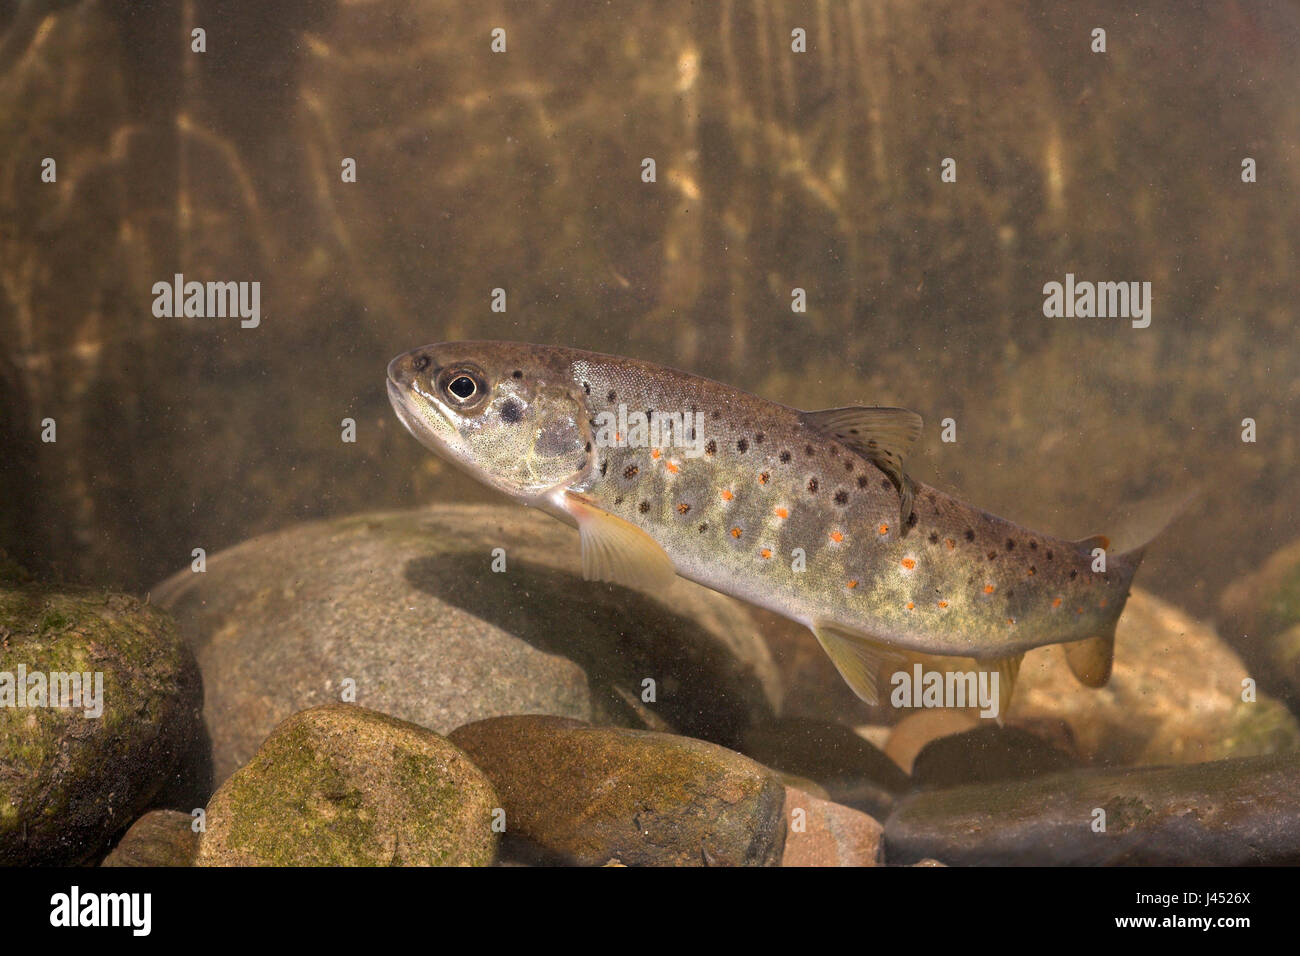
[1220,541,1300,705]
[153,505,779,785]
[197,704,498,866]
[449,715,786,866]
[0,583,205,865]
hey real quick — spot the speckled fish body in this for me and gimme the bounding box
[387,341,1151,703]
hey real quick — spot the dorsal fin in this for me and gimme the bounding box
[800,406,923,535]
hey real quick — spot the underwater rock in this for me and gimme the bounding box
[884,710,981,773]
[1006,589,1300,766]
[449,715,786,867]
[1219,541,1300,705]
[198,704,497,867]
[781,788,883,867]
[0,583,205,865]
[885,751,1300,866]
[101,810,198,867]
[909,726,1079,789]
[740,718,910,819]
[153,505,780,784]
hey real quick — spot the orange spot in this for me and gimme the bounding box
[1027,567,1036,576]
[830,531,844,543]
[760,548,772,560]
[676,503,689,514]
[774,507,788,519]
[901,558,916,570]
[906,601,915,610]
[938,601,949,609]
[983,584,994,594]
[651,449,662,459]
[1052,597,1062,608]
[945,538,956,549]
[758,472,769,484]
[1007,617,1016,625]
[665,462,679,474]
[721,490,734,501]
[878,524,889,535]
[730,527,742,538]
[615,432,622,442]
[847,579,859,589]
[1099,599,1108,608]
[1076,607,1084,615]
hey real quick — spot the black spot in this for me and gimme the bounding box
[829,445,838,456]
[987,551,997,561]
[1070,569,1078,579]
[583,381,591,394]
[928,532,940,544]
[705,440,717,456]
[1029,566,1037,575]
[881,479,892,490]
[646,408,654,420]
[737,438,749,452]
[964,529,975,542]
[698,523,708,533]
[1029,540,1038,550]
[607,390,617,402]
[1006,538,1016,551]
[712,410,721,419]
[511,369,523,379]
[1046,550,1054,561]
[907,511,918,528]
[857,475,870,489]
[614,495,624,505]
[834,490,848,505]
[624,465,639,479]
[638,501,650,514]
[780,451,792,463]
[584,442,592,452]
[867,439,878,449]
[412,355,431,372]
[805,445,815,456]
[599,460,608,477]
[845,461,854,472]
[849,428,859,434]
[808,478,819,493]
[500,399,524,424]
[755,432,765,443]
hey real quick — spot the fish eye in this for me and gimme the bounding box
[448,376,477,400]
[438,366,488,406]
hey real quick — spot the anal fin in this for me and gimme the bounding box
[811,621,906,706]
[1063,632,1115,687]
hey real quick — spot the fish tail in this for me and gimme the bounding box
[1062,486,1199,688]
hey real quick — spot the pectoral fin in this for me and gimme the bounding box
[810,621,906,706]
[800,406,923,535]
[564,493,677,590]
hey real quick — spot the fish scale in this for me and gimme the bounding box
[388,341,1167,707]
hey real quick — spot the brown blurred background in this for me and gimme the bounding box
[1,0,1296,619]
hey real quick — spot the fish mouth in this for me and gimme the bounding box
[386,356,454,451]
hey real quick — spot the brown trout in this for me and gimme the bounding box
[387,341,1168,711]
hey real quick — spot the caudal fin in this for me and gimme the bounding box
[1062,486,1198,688]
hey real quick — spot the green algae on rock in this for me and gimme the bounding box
[0,583,204,865]
[449,715,786,867]
[197,704,498,867]
[153,505,780,785]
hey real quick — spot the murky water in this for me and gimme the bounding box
[1,1,1298,870]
